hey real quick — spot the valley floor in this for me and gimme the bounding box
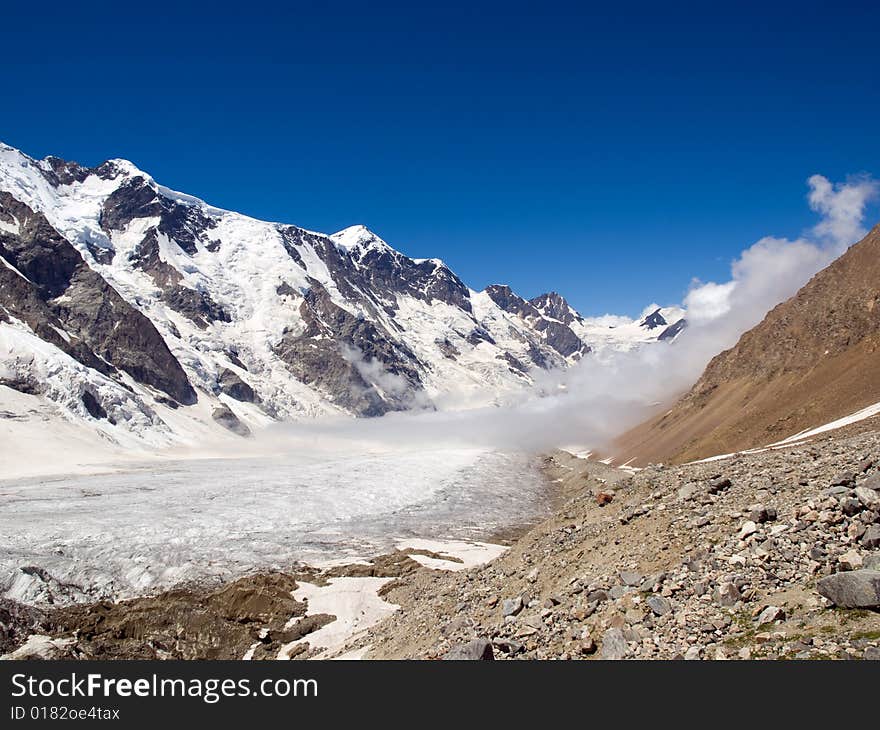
[3,420,880,660]
[362,421,880,660]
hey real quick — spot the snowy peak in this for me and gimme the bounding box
[485,285,590,360]
[330,224,391,254]
[576,304,689,353]
[485,284,541,319]
[640,308,667,329]
[530,291,584,326]
[658,318,687,341]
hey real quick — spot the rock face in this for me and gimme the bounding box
[487,285,591,361]
[640,308,667,330]
[218,369,256,403]
[618,223,880,465]
[274,280,423,416]
[658,318,687,342]
[0,192,196,406]
[530,291,585,327]
[817,571,880,609]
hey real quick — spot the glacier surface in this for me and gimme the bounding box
[0,449,549,605]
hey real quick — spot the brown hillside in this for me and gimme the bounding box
[615,223,880,464]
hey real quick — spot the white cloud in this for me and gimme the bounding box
[582,313,633,328]
[683,280,735,322]
[807,173,878,249]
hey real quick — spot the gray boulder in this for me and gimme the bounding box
[501,596,523,617]
[707,477,732,494]
[600,628,631,660]
[646,596,672,616]
[757,605,785,624]
[854,486,880,510]
[443,639,494,660]
[831,471,856,487]
[817,570,880,608]
[861,525,880,549]
[619,571,643,587]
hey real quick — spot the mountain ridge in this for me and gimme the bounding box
[614,223,880,464]
[0,142,680,451]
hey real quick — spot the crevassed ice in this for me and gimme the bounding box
[0,449,549,605]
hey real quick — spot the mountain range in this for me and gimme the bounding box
[0,142,683,451]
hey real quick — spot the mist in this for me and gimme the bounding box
[249,174,878,458]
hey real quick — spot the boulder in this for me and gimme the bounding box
[443,639,494,660]
[600,628,631,660]
[840,496,862,516]
[492,639,523,655]
[501,597,523,617]
[707,477,732,494]
[618,571,643,587]
[831,471,856,487]
[853,487,880,510]
[757,605,785,624]
[749,505,777,523]
[714,582,742,607]
[861,525,880,549]
[646,596,672,616]
[817,570,880,608]
[839,549,864,571]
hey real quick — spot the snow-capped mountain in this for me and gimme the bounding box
[569,305,687,353]
[0,142,683,450]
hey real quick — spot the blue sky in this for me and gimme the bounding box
[2,1,878,316]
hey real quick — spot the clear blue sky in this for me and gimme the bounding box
[2,1,878,316]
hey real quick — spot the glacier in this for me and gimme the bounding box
[0,448,549,605]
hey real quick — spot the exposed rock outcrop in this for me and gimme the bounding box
[0,193,196,405]
[218,368,256,403]
[211,404,251,436]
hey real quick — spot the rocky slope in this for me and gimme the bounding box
[615,224,880,465]
[0,142,680,453]
[362,421,880,660]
